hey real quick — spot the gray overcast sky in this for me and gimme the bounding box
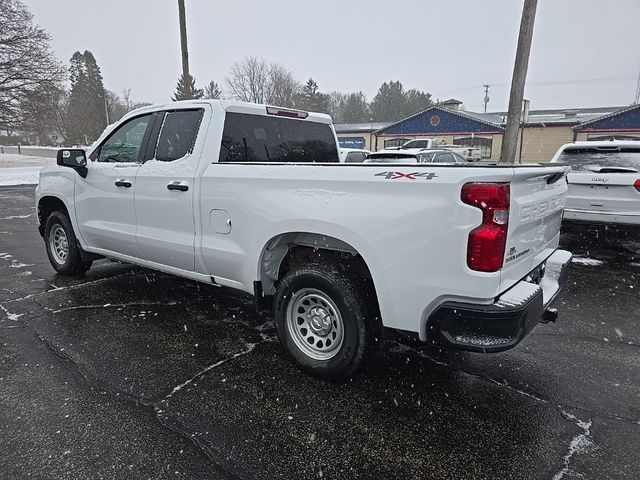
[23,0,640,113]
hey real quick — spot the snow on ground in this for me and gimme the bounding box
[0,154,55,186]
[571,256,605,266]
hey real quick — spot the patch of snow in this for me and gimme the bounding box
[0,304,23,321]
[571,256,604,266]
[164,342,259,399]
[0,167,44,186]
[0,153,56,167]
[10,261,35,269]
[0,214,34,220]
[0,154,54,185]
[553,409,594,480]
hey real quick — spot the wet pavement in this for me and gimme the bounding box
[1,184,638,479]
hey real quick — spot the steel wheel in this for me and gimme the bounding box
[49,224,69,265]
[286,288,345,360]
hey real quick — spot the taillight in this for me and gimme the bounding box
[266,106,309,119]
[461,182,510,272]
[634,179,640,192]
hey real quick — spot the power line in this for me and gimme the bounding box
[433,75,636,98]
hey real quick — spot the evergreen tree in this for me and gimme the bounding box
[295,78,329,113]
[66,51,107,144]
[82,51,108,137]
[370,81,433,122]
[204,81,222,99]
[403,88,433,118]
[341,92,369,123]
[370,81,406,122]
[172,72,204,101]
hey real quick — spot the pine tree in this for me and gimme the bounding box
[172,73,204,101]
[370,81,406,122]
[204,81,222,99]
[66,50,107,144]
[296,78,329,112]
[342,92,369,123]
[66,52,87,144]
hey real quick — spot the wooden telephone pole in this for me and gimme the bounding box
[501,0,538,162]
[178,0,190,77]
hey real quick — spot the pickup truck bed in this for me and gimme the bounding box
[36,100,572,379]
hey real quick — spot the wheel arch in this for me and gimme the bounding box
[257,231,383,324]
[37,195,70,237]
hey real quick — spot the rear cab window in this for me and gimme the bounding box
[558,147,640,172]
[218,112,339,163]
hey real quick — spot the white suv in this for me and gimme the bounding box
[551,141,640,226]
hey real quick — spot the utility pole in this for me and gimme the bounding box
[104,90,110,125]
[500,0,538,162]
[178,0,190,77]
[483,84,490,113]
[634,63,640,104]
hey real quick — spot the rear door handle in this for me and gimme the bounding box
[115,180,132,188]
[167,182,189,192]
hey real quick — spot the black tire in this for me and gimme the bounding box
[274,263,374,380]
[44,211,92,276]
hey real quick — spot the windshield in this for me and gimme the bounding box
[557,148,640,172]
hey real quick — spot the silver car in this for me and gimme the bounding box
[551,141,640,226]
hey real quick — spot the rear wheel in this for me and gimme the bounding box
[44,211,92,276]
[274,263,373,380]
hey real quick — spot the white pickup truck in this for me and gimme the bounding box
[36,100,572,380]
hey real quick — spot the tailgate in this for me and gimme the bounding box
[500,165,570,292]
[566,172,640,214]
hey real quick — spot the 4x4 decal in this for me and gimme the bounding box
[375,171,438,180]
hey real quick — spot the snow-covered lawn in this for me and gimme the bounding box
[0,154,55,186]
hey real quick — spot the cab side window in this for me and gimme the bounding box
[155,109,204,162]
[95,114,153,163]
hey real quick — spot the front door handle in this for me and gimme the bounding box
[115,180,132,188]
[167,182,189,192]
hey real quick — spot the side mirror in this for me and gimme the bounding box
[57,149,88,178]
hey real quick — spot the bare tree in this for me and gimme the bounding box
[225,56,270,103]
[122,88,132,111]
[266,64,300,107]
[0,0,64,133]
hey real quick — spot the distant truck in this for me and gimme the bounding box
[36,100,571,380]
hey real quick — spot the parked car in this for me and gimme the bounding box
[340,148,371,163]
[36,99,572,380]
[416,149,469,163]
[396,138,445,150]
[365,150,468,164]
[385,139,482,161]
[551,140,640,226]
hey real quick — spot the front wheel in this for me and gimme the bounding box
[274,263,373,380]
[44,211,92,276]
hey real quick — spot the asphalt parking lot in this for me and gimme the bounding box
[1,184,639,480]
